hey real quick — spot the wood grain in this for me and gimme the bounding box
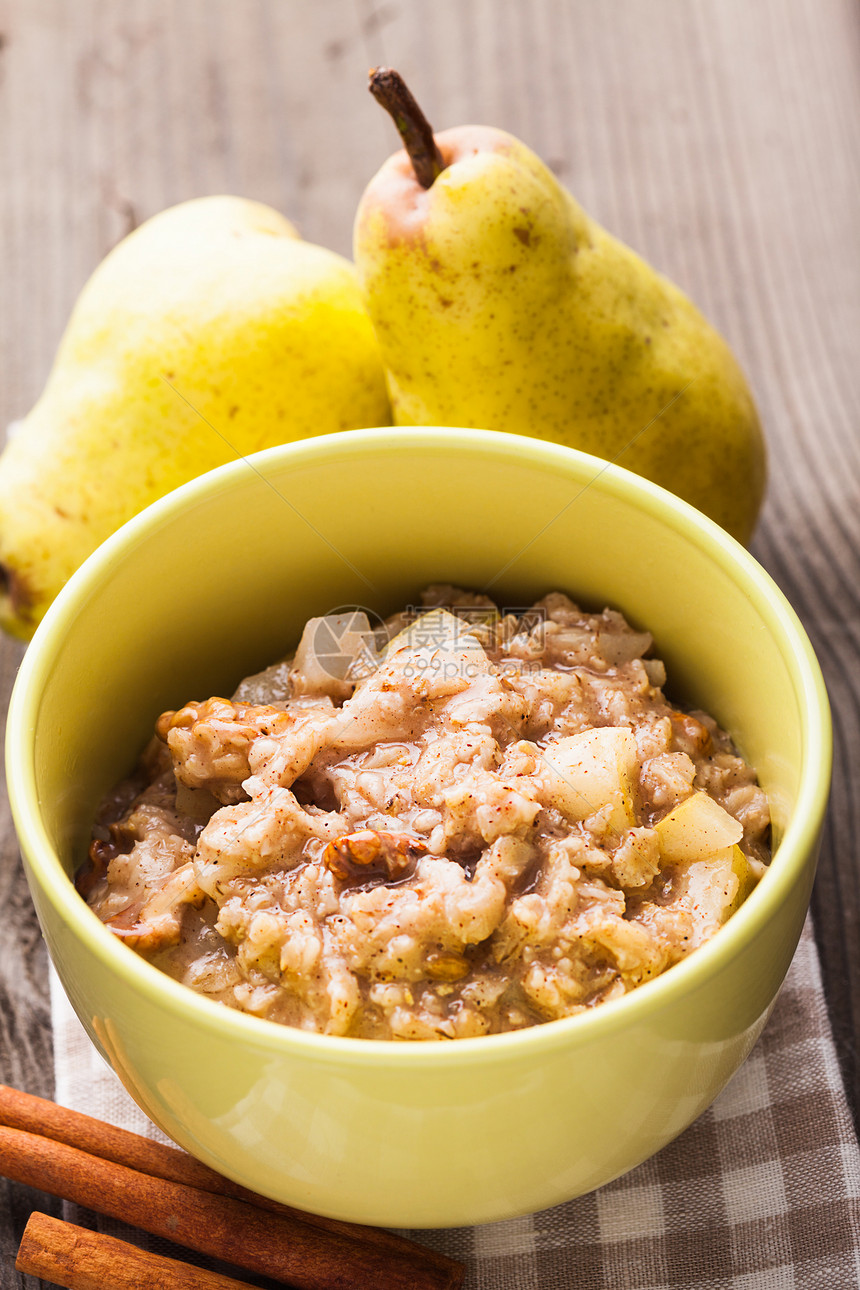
[0,1,858,1286]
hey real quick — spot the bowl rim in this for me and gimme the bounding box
[6,426,833,1068]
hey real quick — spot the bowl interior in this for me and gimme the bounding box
[26,429,819,892]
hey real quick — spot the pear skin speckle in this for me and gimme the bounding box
[0,195,393,639]
[354,125,766,543]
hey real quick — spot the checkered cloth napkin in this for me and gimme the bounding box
[51,917,860,1289]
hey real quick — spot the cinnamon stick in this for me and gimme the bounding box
[0,1124,462,1290]
[0,1084,451,1272]
[16,1211,263,1290]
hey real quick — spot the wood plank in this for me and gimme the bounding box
[0,1,857,1284]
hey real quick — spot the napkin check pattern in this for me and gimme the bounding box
[52,918,860,1289]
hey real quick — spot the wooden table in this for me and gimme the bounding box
[0,1,857,1283]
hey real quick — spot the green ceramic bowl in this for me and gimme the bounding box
[7,428,831,1226]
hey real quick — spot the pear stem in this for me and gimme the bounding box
[368,67,446,189]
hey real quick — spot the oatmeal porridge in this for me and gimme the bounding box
[82,586,770,1040]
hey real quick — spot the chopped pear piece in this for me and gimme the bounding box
[292,611,379,701]
[536,727,637,832]
[728,844,758,915]
[674,844,752,947]
[384,608,486,658]
[654,791,743,863]
[382,608,491,700]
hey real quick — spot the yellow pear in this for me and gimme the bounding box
[0,196,391,639]
[354,70,766,543]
